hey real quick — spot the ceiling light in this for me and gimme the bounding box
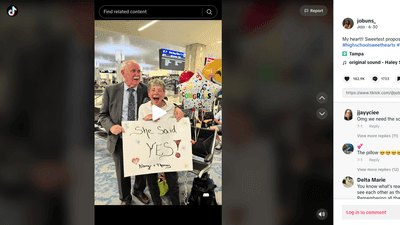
[138,20,159,31]
[217,41,221,43]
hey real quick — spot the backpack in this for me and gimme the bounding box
[188,173,218,205]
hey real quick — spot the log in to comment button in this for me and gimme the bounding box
[343,205,400,220]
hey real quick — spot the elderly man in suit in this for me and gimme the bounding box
[99,60,184,205]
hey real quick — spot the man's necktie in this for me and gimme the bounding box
[128,88,136,121]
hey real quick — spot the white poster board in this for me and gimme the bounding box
[122,118,192,177]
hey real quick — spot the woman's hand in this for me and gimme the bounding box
[144,114,159,122]
[159,173,166,185]
[174,107,184,121]
[144,114,152,121]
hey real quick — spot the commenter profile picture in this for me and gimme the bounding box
[343,176,354,188]
[342,143,354,155]
[344,109,352,121]
[343,18,354,29]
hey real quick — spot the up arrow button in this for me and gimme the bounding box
[316,92,328,104]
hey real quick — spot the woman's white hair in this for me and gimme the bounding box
[147,79,166,92]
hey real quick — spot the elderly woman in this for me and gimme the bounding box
[138,79,194,205]
[139,79,177,122]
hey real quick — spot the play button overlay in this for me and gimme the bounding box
[152,104,167,121]
[316,208,328,220]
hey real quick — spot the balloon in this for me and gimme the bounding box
[177,71,222,112]
[178,70,194,84]
[202,59,222,84]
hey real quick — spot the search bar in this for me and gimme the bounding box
[99,5,218,19]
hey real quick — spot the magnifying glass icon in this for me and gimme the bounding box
[206,9,212,15]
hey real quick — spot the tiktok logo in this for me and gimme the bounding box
[7,5,18,17]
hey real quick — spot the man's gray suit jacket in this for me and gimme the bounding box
[99,82,148,154]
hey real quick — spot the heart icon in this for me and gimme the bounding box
[344,76,350,81]
[132,158,139,165]
[357,144,363,149]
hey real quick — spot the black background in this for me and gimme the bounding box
[0,0,333,224]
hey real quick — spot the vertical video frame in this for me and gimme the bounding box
[94,20,222,206]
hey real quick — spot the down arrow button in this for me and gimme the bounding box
[316,108,328,120]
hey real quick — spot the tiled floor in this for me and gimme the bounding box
[94,134,222,205]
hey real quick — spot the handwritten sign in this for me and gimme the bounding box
[122,118,192,177]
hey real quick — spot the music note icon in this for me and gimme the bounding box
[7,5,18,17]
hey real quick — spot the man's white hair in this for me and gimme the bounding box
[121,60,141,71]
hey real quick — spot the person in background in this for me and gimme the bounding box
[214,110,222,150]
[196,109,222,149]
[214,110,222,133]
[196,109,214,128]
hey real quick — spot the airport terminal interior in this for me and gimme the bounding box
[94,20,222,205]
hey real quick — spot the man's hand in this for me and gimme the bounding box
[110,125,125,135]
[174,107,184,121]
